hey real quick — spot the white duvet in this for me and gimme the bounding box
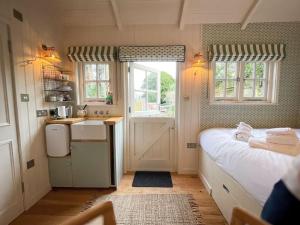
[199,128,300,206]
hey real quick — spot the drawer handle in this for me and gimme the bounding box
[223,184,230,193]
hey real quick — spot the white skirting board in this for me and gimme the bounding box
[198,148,262,223]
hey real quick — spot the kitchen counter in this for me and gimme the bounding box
[45,117,124,125]
[45,118,85,124]
[87,116,124,125]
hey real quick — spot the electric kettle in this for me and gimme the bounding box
[55,106,67,119]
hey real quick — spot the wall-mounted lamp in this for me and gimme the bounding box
[21,44,61,66]
[192,53,205,68]
[40,44,61,63]
[191,53,205,76]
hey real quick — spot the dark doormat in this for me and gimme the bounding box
[132,171,173,187]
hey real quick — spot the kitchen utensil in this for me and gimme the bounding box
[57,95,64,102]
[60,85,72,91]
[77,109,87,118]
[48,95,57,102]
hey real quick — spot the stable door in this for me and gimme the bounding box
[0,22,24,225]
[128,62,177,171]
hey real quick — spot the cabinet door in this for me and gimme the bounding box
[48,156,73,187]
[71,142,110,188]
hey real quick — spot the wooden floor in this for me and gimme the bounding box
[10,174,227,225]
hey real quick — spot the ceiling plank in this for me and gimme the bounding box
[179,0,190,30]
[109,0,122,30]
[241,0,262,30]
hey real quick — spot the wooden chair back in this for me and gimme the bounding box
[230,207,270,225]
[61,201,116,225]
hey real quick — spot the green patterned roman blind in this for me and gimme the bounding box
[118,45,185,62]
[208,44,286,62]
[67,46,118,62]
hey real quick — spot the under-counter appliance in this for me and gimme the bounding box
[45,124,70,157]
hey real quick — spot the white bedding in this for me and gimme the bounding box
[199,128,300,206]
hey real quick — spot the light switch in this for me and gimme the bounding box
[20,94,29,102]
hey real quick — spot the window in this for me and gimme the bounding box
[130,62,177,117]
[80,62,115,104]
[211,61,279,104]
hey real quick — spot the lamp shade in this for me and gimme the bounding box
[41,44,61,63]
[192,53,205,67]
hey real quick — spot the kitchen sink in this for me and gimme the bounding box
[71,120,106,140]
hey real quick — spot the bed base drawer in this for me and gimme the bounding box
[199,149,262,223]
[212,181,238,222]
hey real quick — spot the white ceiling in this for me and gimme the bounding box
[51,0,300,28]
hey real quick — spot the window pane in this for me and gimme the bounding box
[226,80,236,97]
[134,69,146,90]
[255,63,265,79]
[255,80,265,97]
[98,82,109,99]
[244,63,254,79]
[215,80,225,97]
[147,71,158,90]
[215,62,226,79]
[98,64,109,80]
[160,71,176,117]
[85,64,97,80]
[227,62,237,79]
[147,92,159,111]
[134,91,146,112]
[243,80,254,97]
[85,82,97,98]
[148,92,157,103]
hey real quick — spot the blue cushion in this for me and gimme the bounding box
[261,180,300,225]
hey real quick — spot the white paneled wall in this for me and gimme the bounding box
[63,25,202,174]
[1,0,63,209]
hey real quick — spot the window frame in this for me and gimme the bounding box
[210,61,280,105]
[78,62,116,105]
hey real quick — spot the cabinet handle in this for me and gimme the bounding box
[223,184,230,193]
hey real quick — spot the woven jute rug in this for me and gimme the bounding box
[83,194,204,225]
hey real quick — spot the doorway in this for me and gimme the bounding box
[127,62,178,171]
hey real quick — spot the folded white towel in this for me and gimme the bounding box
[266,127,295,136]
[266,133,299,146]
[237,122,253,132]
[249,137,300,156]
[235,132,251,142]
[237,126,252,133]
[234,122,253,142]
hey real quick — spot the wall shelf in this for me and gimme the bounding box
[42,64,74,103]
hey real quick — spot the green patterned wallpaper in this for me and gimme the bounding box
[201,22,300,130]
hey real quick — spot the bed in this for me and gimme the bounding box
[198,128,300,223]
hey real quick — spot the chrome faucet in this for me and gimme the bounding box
[94,110,105,117]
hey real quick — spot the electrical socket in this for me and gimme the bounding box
[36,110,48,117]
[187,143,198,148]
